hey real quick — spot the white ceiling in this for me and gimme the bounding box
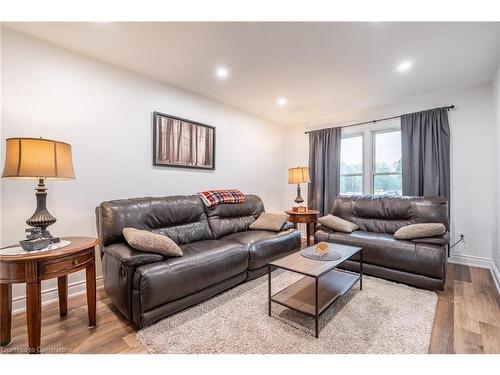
[5,22,500,126]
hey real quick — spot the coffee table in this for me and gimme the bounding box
[268,243,362,338]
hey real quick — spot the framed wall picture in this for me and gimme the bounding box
[153,112,216,170]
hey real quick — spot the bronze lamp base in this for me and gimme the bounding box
[26,178,58,241]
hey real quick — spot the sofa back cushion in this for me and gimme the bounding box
[98,195,213,247]
[332,195,449,234]
[204,194,264,239]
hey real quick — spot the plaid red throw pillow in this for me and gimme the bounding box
[198,189,246,207]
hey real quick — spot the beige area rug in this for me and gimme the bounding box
[136,271,438,354]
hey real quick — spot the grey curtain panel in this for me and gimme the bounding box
[401,107,451,205]
[308,127,342,216]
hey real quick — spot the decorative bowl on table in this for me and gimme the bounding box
[315,241,329,256]
[19,238,52,252]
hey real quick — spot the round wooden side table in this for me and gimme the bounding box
[0,236,99,354]
[285,209,320,246]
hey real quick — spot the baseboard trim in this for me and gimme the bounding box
[448,253,491,269]
[12,276,104,314]
[490,260,500,296]
[448,253,500,296]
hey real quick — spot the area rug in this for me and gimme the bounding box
[136,271,438,354]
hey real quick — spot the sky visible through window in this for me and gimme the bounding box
[340,136,362,174]
[375,131,401,172]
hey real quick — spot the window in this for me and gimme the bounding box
[339,122,402,196]
[340,135,363,195]
[373,130,402,195]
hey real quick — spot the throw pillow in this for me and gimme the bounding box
[122,227,183,257]
[394,223,446,240]
[318,214,359,233]
[249,213,288,232]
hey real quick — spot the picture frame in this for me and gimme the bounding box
[153,111,216,170]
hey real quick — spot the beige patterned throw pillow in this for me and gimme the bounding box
[318,214,359,233]
[122,228,183,257]
[249,213,288,232]
[394,223,446,240]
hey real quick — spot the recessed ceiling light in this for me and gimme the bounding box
[277,97,287,107]
[396,61,413,72]
[215,66,229,79]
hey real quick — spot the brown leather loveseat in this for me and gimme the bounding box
[95,194,300,328]
[314,196,449,290]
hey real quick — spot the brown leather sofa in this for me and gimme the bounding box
[314,196,449,291]
[95,194,301,328]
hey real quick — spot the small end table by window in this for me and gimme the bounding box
[0,236,98,354]
[285,209,320,246]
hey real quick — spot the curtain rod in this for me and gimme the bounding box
[304,105,455,134]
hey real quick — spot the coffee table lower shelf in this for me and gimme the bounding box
[269,269,361,337]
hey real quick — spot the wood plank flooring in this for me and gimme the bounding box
[1,263,499,354]
[429,264,500,353]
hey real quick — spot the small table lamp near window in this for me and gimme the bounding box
[288,166,310,207]
[2,137,75,244]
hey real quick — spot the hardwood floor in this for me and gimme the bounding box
[0,288,146,354]
[429,263,500,354]
[1,263,499,354]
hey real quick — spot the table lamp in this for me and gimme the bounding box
[288,166,310,207]
[2,137,75,244]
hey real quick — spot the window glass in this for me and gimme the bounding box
[340,136,363,174]
[373,130,402,195]
[374,131,402,173]
[340,175,363,195]
[373,174,402,195]
[340,135,363,195]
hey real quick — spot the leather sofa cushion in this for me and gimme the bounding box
[205,194,264,239]
[249,213,288,231]
[411,232,450,245]
[394,223,446,240]
[132,240,248,311]
[99,195,213,247]
[123,228,183,257]
[220,229,301,270]
[314,229,445,279]
[332,195,449,234]
[340,259,445,291]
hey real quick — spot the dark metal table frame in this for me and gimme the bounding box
[268,248,363,338]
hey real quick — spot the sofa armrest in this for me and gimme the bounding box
[410,232,450,246]
[101,243,164,322]
[315,223,336,233]
[280,221,295,231]
[104,243,164,267]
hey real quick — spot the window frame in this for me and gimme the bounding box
[340,119,401,196]
[339,132,365,196]
[371,128,402,196]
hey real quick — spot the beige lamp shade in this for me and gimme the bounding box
[2,137,75,179]
[288,166,310,184]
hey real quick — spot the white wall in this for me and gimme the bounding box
[0,28,287,306]
[284,83,498,262]
[493,65,500,272]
